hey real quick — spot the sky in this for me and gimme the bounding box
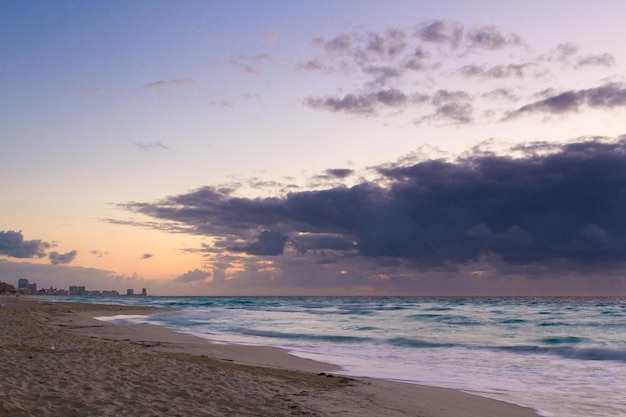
[1,0,626,296]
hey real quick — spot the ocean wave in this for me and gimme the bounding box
[538,322,571,327]
[406,313,441,320]
[502,345,626,362]
[538,336,591,345]
[436,315,484,326]
[500,318,527,324]
[387,337,455,348]
[238,328,374,344]
[386,337,626,362]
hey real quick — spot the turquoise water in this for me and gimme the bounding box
[53,296,626,417]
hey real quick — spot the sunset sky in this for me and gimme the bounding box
[2,0,626,295]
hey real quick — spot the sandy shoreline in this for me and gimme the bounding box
[1,297,540,416]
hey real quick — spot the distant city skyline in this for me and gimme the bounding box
[2,1,626,295]
[14,277,145,297]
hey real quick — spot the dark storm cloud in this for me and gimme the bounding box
[229,231,288,256]
[291,233,356,254]
[508,82,626,118]
[374,138,626,265]
[121,137,626,272]
[49,250,77,265]
[0,230,50,259]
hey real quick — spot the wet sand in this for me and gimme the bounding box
[0,297,540,416]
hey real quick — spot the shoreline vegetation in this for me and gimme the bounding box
[1,297,539,417]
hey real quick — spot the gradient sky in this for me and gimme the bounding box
[2,0,626,295]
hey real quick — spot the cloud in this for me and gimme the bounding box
[466,25,524,50]
[260,30,279,44]
[0,231,77,265]
[304,88,411,115]
[545,43,615,68]
[416,19,463,46]
[208,100,234,108]
[482,88,519,102]
[307,168,356,188]
[49,250,78,265]
[416,90,473,124]
[422,101,473,124]
[0,230,50,259]
[323,33,353,54]
[312,20,524,68]
[575,53,615,68]
[362,28,410,62]
[458,63,537,79]
[319,168,355,179]
[143,78,196,89]
[173,268,211,283]
[228,54,275,75]
[295,58,331,72]
[292,233,356,253]
[298,19,618,126]
[119,137,626,275]
[141,253,153,260]
[507,82,626,118]
[581,223,610,243]
[134,141,169,151]
[229,230,288,256]
[551,42,580,61]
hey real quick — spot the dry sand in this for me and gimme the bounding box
[0,297,540,417]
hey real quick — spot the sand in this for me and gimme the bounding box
[0,297,540,417]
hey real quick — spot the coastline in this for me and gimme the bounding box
[1,298,540,417]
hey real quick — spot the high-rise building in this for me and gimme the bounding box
[69,286,87,296]
[18,278,29,290]
[141,288,147,296]
[126,289,134,296]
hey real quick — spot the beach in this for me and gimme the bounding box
[0,298,540,417]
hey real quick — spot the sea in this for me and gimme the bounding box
[46,296,626,417]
